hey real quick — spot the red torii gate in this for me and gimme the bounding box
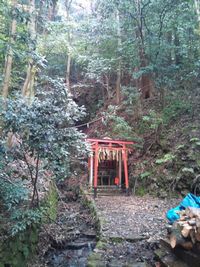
[86,138,134,197]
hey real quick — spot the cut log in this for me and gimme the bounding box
[181,241,193,250]
[181,225,193,238]
[167,207,200,252]
[190,229,196,244]
[196,218,200,228]
[188,219,196,226]
[180,215,190,221]
[177,221,186,227]
[185,207,200,218]
[195,232,200,242]
[169,227,194,250]
[170,229,186,248]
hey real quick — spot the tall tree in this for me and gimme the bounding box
[22,0,37,101]
[116,8,122,104]
[1,0,17,99]
[65,0,73,93]
[194,0,200,22]
[134,0,154,99]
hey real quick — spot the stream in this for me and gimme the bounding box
[46,236,96,267]
[30,187,97,267]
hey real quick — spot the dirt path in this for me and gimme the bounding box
[95,195,179,242]
[88,195,180,266]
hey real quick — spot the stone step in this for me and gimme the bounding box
[87,186,126,196]
[87,192,124,197]
[96,185,122,190]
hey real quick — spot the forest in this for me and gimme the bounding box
[0,0,200,266]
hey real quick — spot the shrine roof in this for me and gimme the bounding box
[86,138,134,145]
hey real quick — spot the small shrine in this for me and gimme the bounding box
[87,138,134,197]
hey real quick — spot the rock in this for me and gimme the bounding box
[69,212,79,219]
[93,248,104,253]
[82,230,96,238]
[126,234,150,243]
[126,263,147,267]
[66,241,96,250]
[75,230,81,235]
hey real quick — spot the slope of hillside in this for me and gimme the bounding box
[82,89,200,197]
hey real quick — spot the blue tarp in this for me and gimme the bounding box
[166,193,200,223]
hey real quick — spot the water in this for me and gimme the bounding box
[46,237,96,267]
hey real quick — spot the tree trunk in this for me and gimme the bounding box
[138,41,154,99]
[116,67,121,104]
[194,0,200,22]
[1,0,17,99]
[66,54,71,93]
[174,28,181,65]
[166,31,173,64]
[22,0,36,102]
[48,0,57,21]
[134,0,154,99]
[116,9,121,104]
[105,75,111,100]
[65,0,73,94]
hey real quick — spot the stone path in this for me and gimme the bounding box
[86,195,181,266]
[95,195,180,242]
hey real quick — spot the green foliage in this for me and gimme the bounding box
[138,110,163,138]
[136,187,147,197]
[176,144,185,150]
[122,86,140,107]
[0,178,28,211]
[0,169,41,237]
[1,78,88,179]
[182,167,194,174]
[111,116,133,140]
[10,209,42,237]
[162,98,192,125]
[140,171,151,179]
[0,77,89,238]
[71,0,200,96]
[142,110,163,130]
[102,105,141,141]
[190,137,200,142]
[0,225,39,267]
[190,137,200,147]
[155,153,175,164]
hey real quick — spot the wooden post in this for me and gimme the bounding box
[94,142,98,198]
[119,151,122,188]
[89,154,93,188]
[123,145,129,194]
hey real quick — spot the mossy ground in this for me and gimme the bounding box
[0,182,58,267]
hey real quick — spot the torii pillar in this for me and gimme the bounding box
[89,154,93,188]
[93,142,98,198]
[123,144,129,194]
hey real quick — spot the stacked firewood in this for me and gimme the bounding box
[168,207,200,251]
